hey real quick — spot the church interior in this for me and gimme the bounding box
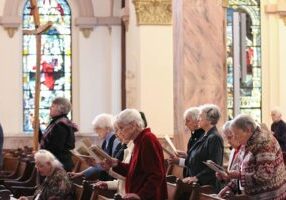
[0,0,286,199]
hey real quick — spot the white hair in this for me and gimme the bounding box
[114,108,144,129]
[199,104,221,125]
[92,113,114,130]
[183,107,200,121]
[34,150,62,168]
[271,107,282,117]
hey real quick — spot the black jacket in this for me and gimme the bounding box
[184,126,224,191]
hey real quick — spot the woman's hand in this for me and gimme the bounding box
[93,181,108,190]
[216,171,230,181]
[168,154,179,165]
[100,158,119,171]
[122,193,141,200]
[227,170,240,179]
[218,186,233,198]
[67,171,83,179]
[176,150,187,158]
[182,176,198,184]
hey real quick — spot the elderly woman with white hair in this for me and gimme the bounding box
[102,108,167,200]
[68,113,121,180]
[168,107,204,176]
[19,150,73,200]
[225,114,286,199]
[39,97,78,171]
[183,104,224,193]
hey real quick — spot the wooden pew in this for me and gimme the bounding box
[73,180,93,200]
[190,182,214,200]
[90,185,117,200]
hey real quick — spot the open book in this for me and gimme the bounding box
[203,160,226,173]
[72,139,112,163]
[162,135,177,156]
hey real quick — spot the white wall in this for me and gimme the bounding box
[126,0,174,137]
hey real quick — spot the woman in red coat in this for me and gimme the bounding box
[103,108,167,200]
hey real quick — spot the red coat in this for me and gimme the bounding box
[113,128,167,200]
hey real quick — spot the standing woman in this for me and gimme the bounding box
[103,108,167,200]
[39,97,78,171]
[183,104,224,192]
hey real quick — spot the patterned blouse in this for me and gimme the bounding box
[33,167,73,200]
[239,128,286,199]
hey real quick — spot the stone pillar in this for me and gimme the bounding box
[173,0,227,149]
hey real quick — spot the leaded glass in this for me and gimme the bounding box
[22,0,71,132]
[227,0,261,122]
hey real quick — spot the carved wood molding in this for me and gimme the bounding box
[132,0,172,25]
[265,0,286,25]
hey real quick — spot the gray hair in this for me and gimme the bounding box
[34,149,62,168]
[271,108,282,117]
[222,121,232,136]
[92,113,114,130]
[52,97,71,115]
[184,107,200,121]
[231,114,257,132]
[115,108,144,129]
[200,104,221,125]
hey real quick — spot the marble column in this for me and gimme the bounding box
[173,0,227,149]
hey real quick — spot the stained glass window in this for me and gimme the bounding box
[226,0,261,121]
[23,0,72,132]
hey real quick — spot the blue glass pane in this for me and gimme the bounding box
[22,0,71,133]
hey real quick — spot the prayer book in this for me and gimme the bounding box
[72,139,112,163]
[163,135,177,156]
[203,160,226,173]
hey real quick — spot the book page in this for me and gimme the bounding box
[89,145,113,162]
[162,146,175,156]
[203,160,226,173]
[164,135,177,153]
[73,140,101,163]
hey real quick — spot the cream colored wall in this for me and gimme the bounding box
[0,0,122,137]
[261,0,286,127]
[126,0,174,137]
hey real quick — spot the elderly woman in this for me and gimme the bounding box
[39,97,78,171]
[183,104,224,192]
[68,113,121,180]
[223,114,286,199]
[168,107,204,176]
[217,121,244,197]
[103,108,167,200]
[270,108,286,161]
[19,150,73,200]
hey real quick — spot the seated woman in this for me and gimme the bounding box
[183,104,224,192]
[68,113,121,181]
[19,149,73,200]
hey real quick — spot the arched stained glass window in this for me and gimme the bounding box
[226,0,261,121]
[23,0,72,132]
